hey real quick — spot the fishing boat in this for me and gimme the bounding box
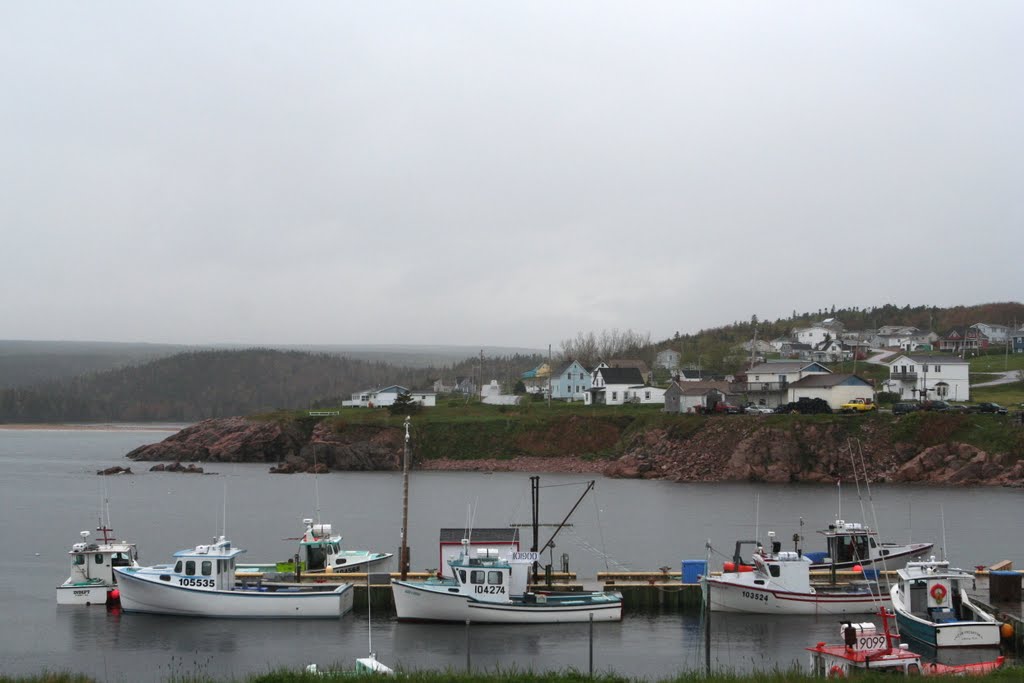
[56,524,139,606]
[704,532,890,614]
[803,519,933,572]
[114,535,353,618]
[807,608,1004,677]
[392,539,622,623]
[889,558,1001,647]
[239,518,392,575]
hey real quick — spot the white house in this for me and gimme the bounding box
[882,354,970,402]
[971,323,1011,345]
[480,379,520,406]
[744,360,832,408]
[655,349,681,370]
[343,385,437,408]
[787,374,875,410]
[584,367,647,406]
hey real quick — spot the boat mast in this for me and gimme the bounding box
[400,416,411,580]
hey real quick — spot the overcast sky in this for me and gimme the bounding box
[2,2,1021,349]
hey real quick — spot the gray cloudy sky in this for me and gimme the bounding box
[2,2,1021,348]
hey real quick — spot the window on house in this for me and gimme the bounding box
[934,366,941,373]
[645,391,651,400]
[612,392,618,400]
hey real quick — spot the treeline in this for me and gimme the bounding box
[0,349,543,423]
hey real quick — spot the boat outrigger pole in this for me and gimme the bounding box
[539,480,595,563]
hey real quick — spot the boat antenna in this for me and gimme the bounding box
[222,480,228,538]
[754,492,760,543]
[836,478,841,520]
[313,444,321,525]
[940,504,947,562]
[366,571,373,659]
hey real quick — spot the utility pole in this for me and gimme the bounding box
[400,416,411,580]
[547,344,551,408]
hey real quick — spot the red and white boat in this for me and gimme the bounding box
[704,532,890,615]
[807,608,1005,677]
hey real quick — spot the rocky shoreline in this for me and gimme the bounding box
[123,415,1024,487]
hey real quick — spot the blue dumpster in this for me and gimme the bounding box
[682,559,707,584]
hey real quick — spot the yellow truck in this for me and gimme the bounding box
[840,398,877,412]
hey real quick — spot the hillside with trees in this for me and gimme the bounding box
[0,349,543,423]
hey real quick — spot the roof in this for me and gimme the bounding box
[596,367,645,385]
[606,359,650,375]
[887,354,968,365]
[788,373,873,388]
[748,361,828,374]
[552,359,587,376]
[439,528,520,543]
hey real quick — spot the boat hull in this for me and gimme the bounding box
[56,582,111,606]
[392,579,622,624]
[889,583,1000,647]
[706,578,891,615]
[115,568,353,618]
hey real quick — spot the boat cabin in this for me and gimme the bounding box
[815,520,878,565]
[898,560,965,623]
[67,529,138,586]
[749,540,815,594]
[151,536,244,591]
[299,520,345,572]
[446,540,533,601]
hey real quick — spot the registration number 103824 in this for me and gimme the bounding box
[741,590,768,602]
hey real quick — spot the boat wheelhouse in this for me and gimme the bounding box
[56,525,138,606]
[804,519,933,572]
[808,608,1004,677]
[114,535,353,618]
[391,539,622,624]
[890,558,1000,648]
[705,532,890,614]
[240,518,392,576]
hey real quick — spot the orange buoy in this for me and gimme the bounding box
[852,564,863,573]
[1001,622,1015,640]
[723,562,736,572]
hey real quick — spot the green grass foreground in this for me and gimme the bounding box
[5,667,1024,683]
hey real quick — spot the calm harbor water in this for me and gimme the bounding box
[1,427,1020,681]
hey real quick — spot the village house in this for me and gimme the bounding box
[938,328,989,355]
[343,385,437,408]
[744,360,832,408]
[585,367,660,406]
[663,380,737,413]
[548,359,591,401]
[655,349,681,370]
[882,354,970,402]
[787,373,875,410]
[970,323,1011,345]
[480,379,520,406]
[519,362,550,395]
[794,319,845,346]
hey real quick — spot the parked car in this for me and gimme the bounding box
[775,397,833,414]
[892,402,920,415]
[972,402,1008,415]
[840,398,877,412]
[922,400,969,413]
[744,404,774,415]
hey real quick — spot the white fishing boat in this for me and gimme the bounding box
[807,608,1004,677]
[803,519,933,572]
[890,558,1001,648]
[56,524,139,606]
[114,535,353,618]
[704,532,891,614]
[239,518,392,575]
[392,540,622,624]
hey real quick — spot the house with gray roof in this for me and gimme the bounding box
[549,359,591,401]
[664,380,737,413]
[743,361,831,408]
[882,354,970,402]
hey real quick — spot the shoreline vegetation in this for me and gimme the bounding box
[116,405,1024,487]
[4,667,1023,683]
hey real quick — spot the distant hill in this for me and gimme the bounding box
[0,340,544,390]
[0,348,544,423]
